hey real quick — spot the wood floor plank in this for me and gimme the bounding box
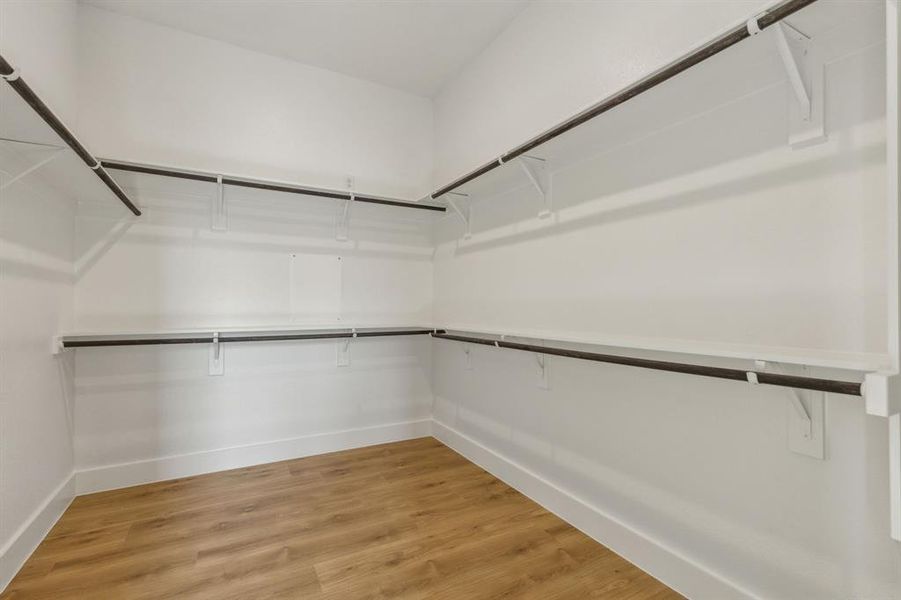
[2,438,683,599]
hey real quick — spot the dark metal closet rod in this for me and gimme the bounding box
[0,54,142,216]
[100,160,447,213]
[431,332,863,397]
[429,0,819,200]
[61,328,443,348]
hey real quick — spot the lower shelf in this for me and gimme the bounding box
[59,325,441,348]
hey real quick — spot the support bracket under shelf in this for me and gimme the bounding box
[337,329,356,366]
[445,192,472,240]
[773,21,827,148]
[748,15,826,148]
[211,176,228,231]
[209,332,224,375]
[755,360,823,459]
[535,352,549,390]
[773,21,826,149]
[337,176,354,241]
[516,155,552,219]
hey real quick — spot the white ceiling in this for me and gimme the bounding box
[82,0,528,97]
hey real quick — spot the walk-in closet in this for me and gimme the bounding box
[1,0,899,597]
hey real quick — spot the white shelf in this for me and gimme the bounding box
[58,324,438,348]
[441,324,888,373]
[97,159,446,218]
[58,320,886,372]
[431,1,884,208]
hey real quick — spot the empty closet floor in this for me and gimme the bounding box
[2,438,682,599]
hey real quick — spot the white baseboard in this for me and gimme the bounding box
[76,419,432,495]
[432,419,758,600]
[0,473,75,593]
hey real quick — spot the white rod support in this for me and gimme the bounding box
[757,360,812,435]
[1,68,20,81]
[535,352,549,389]
[774,23,811,121]
[337,337,351,367]
[217,176,223,215]
[746,15,762,36]
[789,395,812,439]
[208,332,224,376]
[211,175,227,231]
[337,176,354,241]
[754,360,826,452]
[446,193,472,239]
[517,155,552,218]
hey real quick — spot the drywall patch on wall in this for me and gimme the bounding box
[289,253,342,324]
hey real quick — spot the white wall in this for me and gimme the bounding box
[77,4,434,200]
[431,1,900,598]
[70,9,437,491]
[4,1,899,598]
[71,179,435,487]
[0,0,79,125]
[0,0,79,588]
[433,0,774,187]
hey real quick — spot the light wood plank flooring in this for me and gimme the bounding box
[2,438,683,599]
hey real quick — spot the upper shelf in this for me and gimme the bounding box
[100,159,446,214]
[0,51,444,219]
[427,0,884,208]
[0,53,141,216]
[439,324,890,373]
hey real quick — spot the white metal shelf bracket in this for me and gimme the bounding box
[773,21,827,148]
[445,192,472,239]
[463,346,472,370]
[517,155,553,218]
[337,328,356,367]
[747,15,825,148]
[756,360,822,458]
[535,352,549,389]
[211,175,228,231]
[337,176,354,241]
[209,332,224,376]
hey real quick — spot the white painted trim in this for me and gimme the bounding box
[75,419,432,495]
[431,419,759,600]
[0,473,75,593]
